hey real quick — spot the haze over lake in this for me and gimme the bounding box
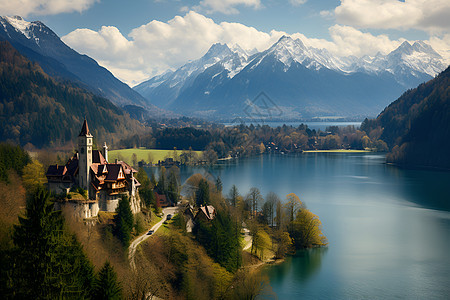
[173,153,450,299]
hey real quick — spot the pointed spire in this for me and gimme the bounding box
[78,118,92,137]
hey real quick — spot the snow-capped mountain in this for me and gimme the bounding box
[134,42,252,109]
[135,36,447,120]
[353,41,445,80]
[0,15,159,113]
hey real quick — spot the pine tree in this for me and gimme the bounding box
[157,166,166,194]
[92,261,122,300]
[215,176,222,193]
[114,195,134,247]
[11,186,94,298]
[195,179,210,206]
[167,169,179,203]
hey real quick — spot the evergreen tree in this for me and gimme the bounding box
[215,176,223,193]
[92,261,122,300]
[150,171,157,188]
[136,167,155,208]
[227,185,239,207]
[195,179,210,206]
[114,195,134,247]
[0,143,31,182]
[167,169,179,204]
[11,186,94,299]
[157,167,166,194]
[194,210,242,272]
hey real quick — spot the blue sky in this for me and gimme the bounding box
[1,0,449,85]
[40,0,340,40]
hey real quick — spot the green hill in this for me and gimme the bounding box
[0,41,144,148]
[363,66,450,169]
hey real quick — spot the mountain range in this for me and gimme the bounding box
[135,36,447,120]
[0,15,166,118]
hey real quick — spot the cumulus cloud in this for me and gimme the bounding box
[195,0,261,14]
[335,0,450,34]
[62,11,450,86]
[0,0,97,17]
[63,11,282,85]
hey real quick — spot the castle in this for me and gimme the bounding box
[46,119,141,218]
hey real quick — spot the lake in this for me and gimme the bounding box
[223,121,362,131]
[165,153,450,299]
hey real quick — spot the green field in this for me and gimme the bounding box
[303,149,371,153]
[108,148,203,164]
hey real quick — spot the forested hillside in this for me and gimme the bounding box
[362,66,450,169]
[0,41,144,148]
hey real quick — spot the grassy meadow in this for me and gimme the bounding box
[108,148,203,164]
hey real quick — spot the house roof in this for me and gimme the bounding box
[197,205,216,221]
[78,119,93,137]
[46,164,66,176]
[117,160,137,174]
[46,153,78,178]
[92,150,107,164]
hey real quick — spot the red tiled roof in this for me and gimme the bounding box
[117,160,137,175]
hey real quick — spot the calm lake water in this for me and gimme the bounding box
[163,153,450,299]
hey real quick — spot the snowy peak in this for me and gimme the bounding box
[203,43,233,60]
[2,15,33,39]
[257,35,348,72]
[0,15,53,46]
[383,40,445,76]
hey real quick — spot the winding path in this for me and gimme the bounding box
[242,227,252,251]
[129,206,178,270]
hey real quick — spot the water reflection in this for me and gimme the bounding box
[267,248,328,286]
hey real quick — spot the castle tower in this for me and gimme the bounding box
[78,119,93,193]
[102,142,109,163]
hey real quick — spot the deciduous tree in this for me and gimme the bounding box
[291,209,327,248]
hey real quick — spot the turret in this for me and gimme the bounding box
[102,142,109,163]
[78,118,93,194]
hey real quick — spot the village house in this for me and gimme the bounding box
[194,205,216,223]
[179,203,216,233]
[46,119,141,218]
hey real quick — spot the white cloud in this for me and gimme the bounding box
[195,0,261,14]
[319,10,334,19]
[63,11,281,85]
[62,11,450,86]
[0,0,98,17]
[289,0,307,7]
[335,0,450,34]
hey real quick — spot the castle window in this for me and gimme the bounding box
[80,147,84,154]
